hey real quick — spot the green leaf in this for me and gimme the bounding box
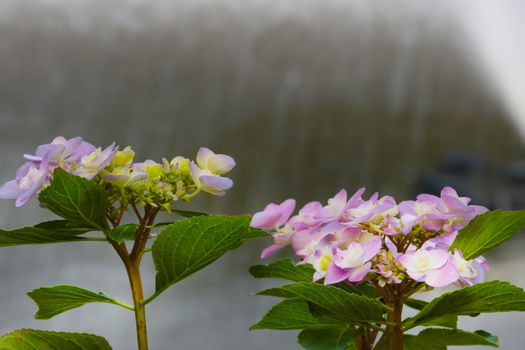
[39,168,108,230]
[250,259,378,298]
[256,286,297,298]
[405,298,428,310]
[404,335,445,350]
[0,329,112,350]
[0,221,92,247]
[173,209,208,217]
[280,283,386,323]
[405,280,525,329]
[405,328,498,348]
[250,298,348,330]
[421,315,458,329]
[337,282,380,298]
[451,210,525,259]
[298,328,359,350]
[152,215,258,296]
[244,227,271,240]
[404,298,457,328]
[474,330,499,345]
[249,258,315,282]
[27,285,133,319]
[34,220,93,234]
[107,224,137,243]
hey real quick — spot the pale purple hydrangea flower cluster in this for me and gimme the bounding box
[251,187,489,288]
[0,136,235,208]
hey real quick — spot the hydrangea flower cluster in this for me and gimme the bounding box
[0,136,235,209]
[251,187,489,288]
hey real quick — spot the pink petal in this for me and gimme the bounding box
[277,199,296,226]
[425,260,459,287]
[200,175,233,195]
[347,262,372,282]
[260,244,284,259]
[361,238,382,261]
[251,204,282,230]
[0,180,19,199]
[345,187,366,209]
[324,263,351,285]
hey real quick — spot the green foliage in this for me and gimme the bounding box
[249,258,315,282]
[172,209,208,217]
[337,282,380,298]
[27,285,133,319]
[405,280,525,329]
[451,210,525,259]
[107,224,137,243]
[404,328,498,349]
[251,282,386,334]
[404,298,458,329]
[250,298,347,330]
[256,286,297,298]
[250,259,379,300]
[243,226,271,240]
[151,215,260,297]
[298,328,359,350]
[278,283,386,323]
[0,221,91,246]
[39,168,109,230]
[34,220,93,235]
[0,329,112,350]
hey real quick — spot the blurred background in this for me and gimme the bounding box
[0,0,524,349]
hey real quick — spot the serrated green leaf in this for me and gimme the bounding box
[39,168,108,230]
[0,329,112,350]
[298,328,359,350]
[451,210,525,259]
[337,282,380,298]
[280,283,386,324]
[152,215,258,296]
[405,280,525,329]
[0,221,92,247]
[27,285,133,319]
[250,258,315,282]
[107,224,137,243]
[405,328,498,348]
[250,298,348,330]
[404,298,457,328]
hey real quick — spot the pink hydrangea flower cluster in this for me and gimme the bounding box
[251,187,489,288]
[0,136,235,207]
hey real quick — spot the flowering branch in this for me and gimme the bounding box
[0,136,265,350]
[250,187,525,349]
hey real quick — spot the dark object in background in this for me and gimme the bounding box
[497,161,525,210]
[415,152,488,206]
[415,152,525,210]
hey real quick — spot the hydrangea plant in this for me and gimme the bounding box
[0,136,266,350]
[250,188,525,350]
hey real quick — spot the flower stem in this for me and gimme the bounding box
[385,286,404,350]
[107,204,158,350]
[126,261,149,350]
